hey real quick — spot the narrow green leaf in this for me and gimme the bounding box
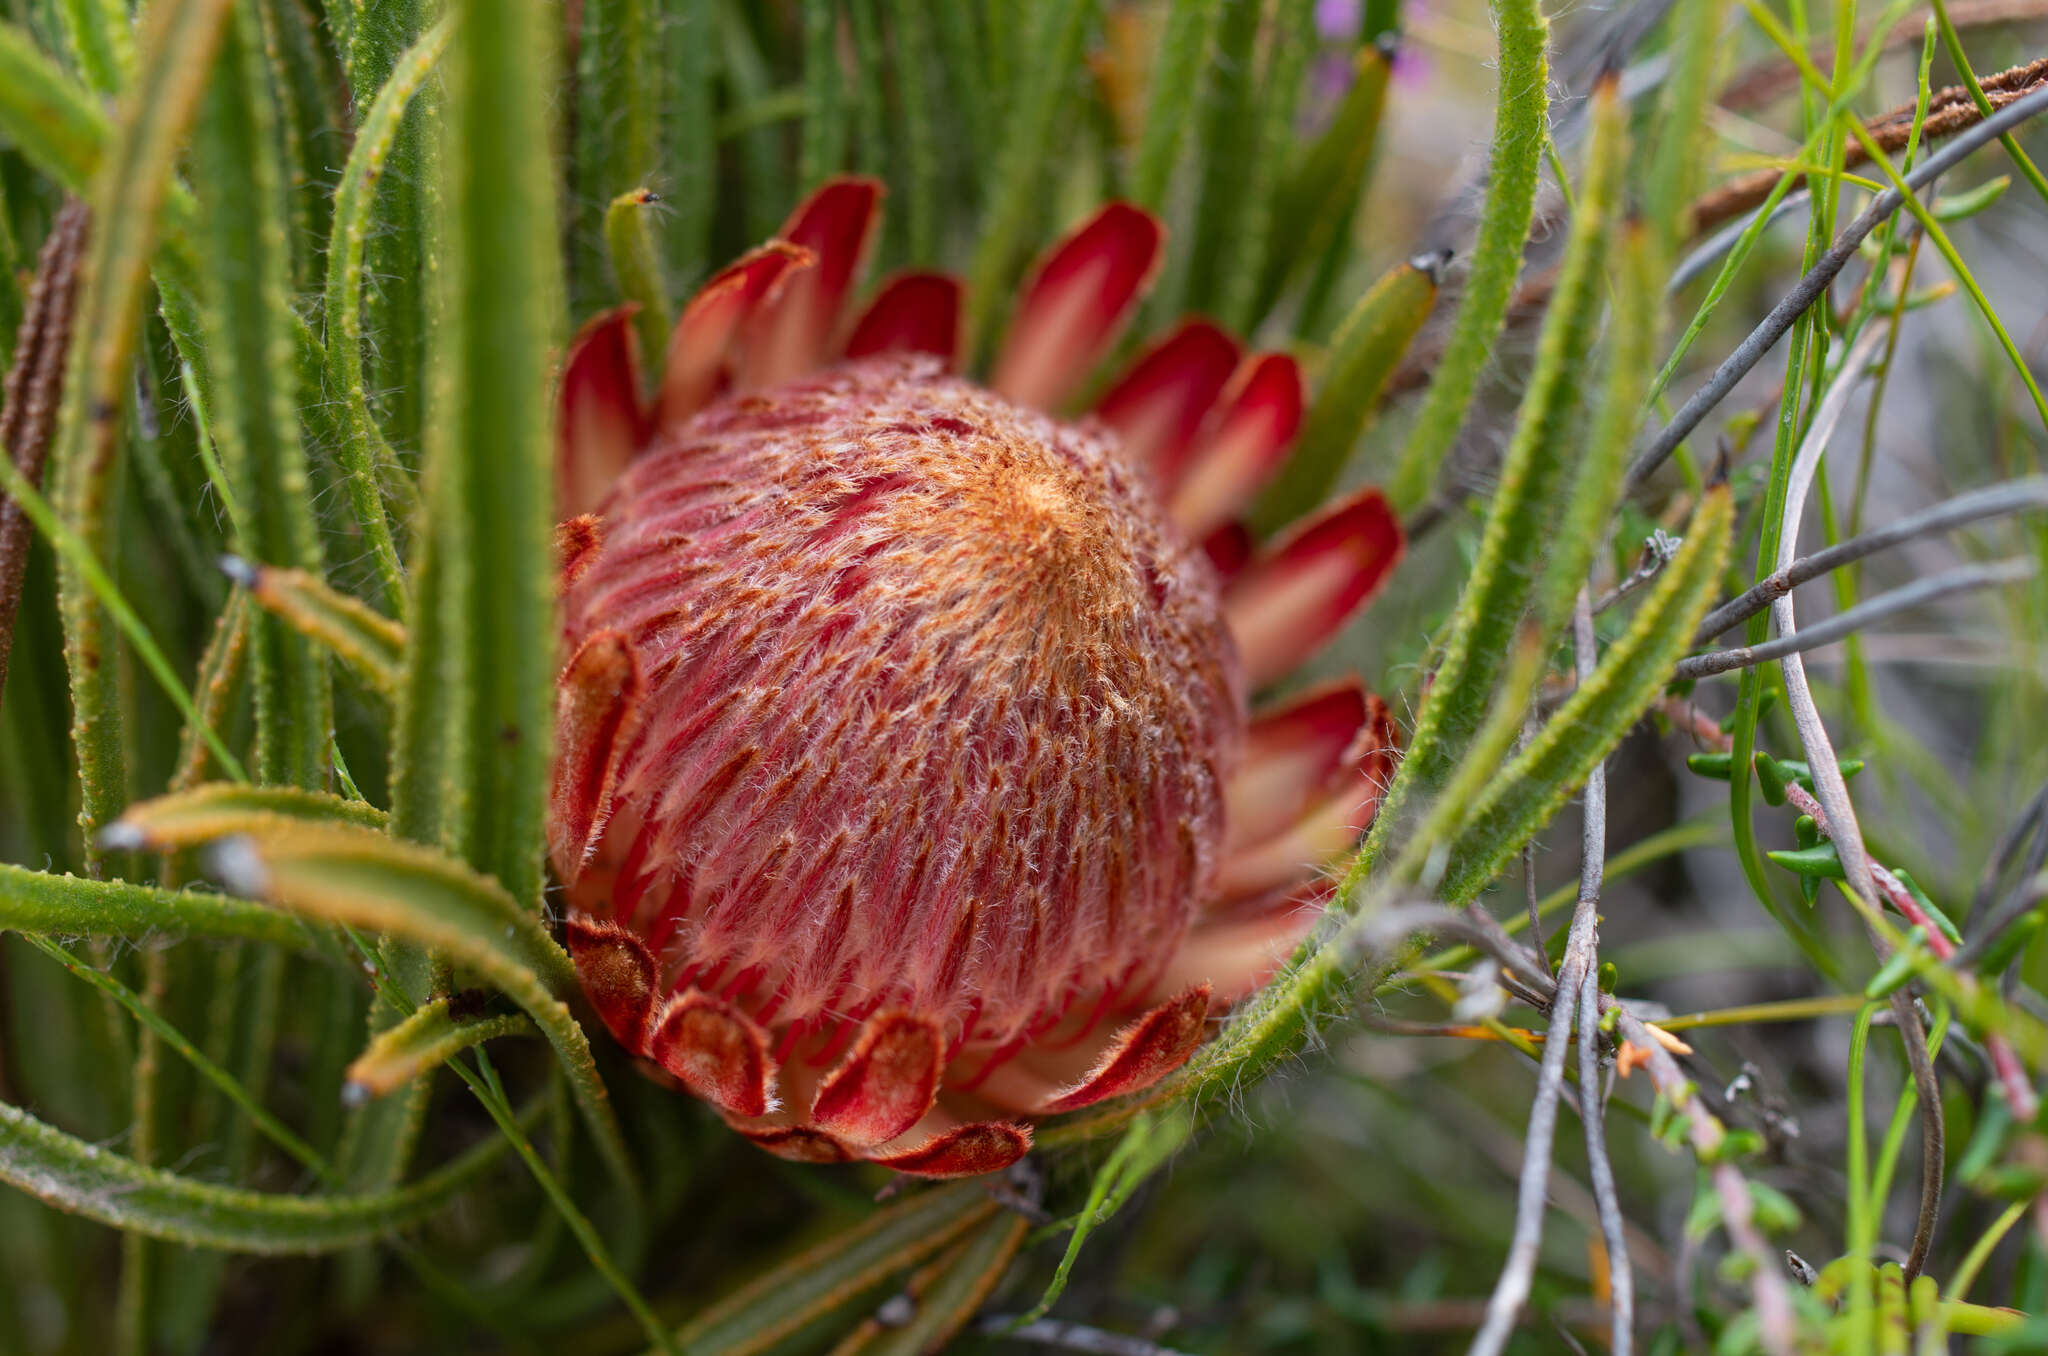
[1362,75,1625,878]
[1128,0,1223,210]
[1021,1110,1192,1323]
[256,0,347,288]
[321,14,450,619]
[678,1182,997,1356]
[605,187,674,370]
[1250,36,1394,320]
[1179,0,1264,317]
[345,996,534,1099]
[1386,0,1548,511]
[109,782,388,851]
[854,1211,1028,1355]
[1218,0,1314,331]
[1645,0,1732,252]
[0,1092,527,1253]
[574,0,658,303]
[797,0,844,187]
[1254,255,1438,529]
[660,0,717,280]
[400,0,562,912]
[0,20,110,191]
[885,0,939,262]
[1530,212,1659,635]
[194,0,330,791]
[0,861,327,954]
[234,560,406,699]
[207,821,637,1195]
[1435,485,1736,902]
[965,0,1091,349]
[53,0,237,868]
[24,934,331,1180]
[55,0,132,96]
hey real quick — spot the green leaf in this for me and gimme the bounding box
[1386,0,1549,511]
[235,561,406,699]
[0,21,109,191]
[1768,843,1846,879]
[0,861,326,954]
[1021,1109,1192,1324]
[574,0,659,302]
[678,1182,997,1356]
[398,0,563,913]
[853,1210,1028,1356]
[1687,752,1736,780]
[1216,0,1312,331]
[203,820,636,1195]
[0,1093,527,1253]
[193,0,331,791]
[321,14,451,619]
[1251,35,1395,321]
[659,0,717,280]
[345,996,535,1099]
[604,187,674,370]
[1435,486,1736,902]
[965,0,1091,349]
[110,783,388,850]
[1128,0,1224,210]
[55,0,134,96]
[1361,74,1625,881]
[54,0,238,869]
[1255,254,1438,530]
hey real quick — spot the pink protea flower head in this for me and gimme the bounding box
[550,178,1403,1178]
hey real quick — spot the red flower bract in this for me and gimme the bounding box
[549,178,1404,1177]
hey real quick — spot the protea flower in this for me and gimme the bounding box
[549,178,1403,1178]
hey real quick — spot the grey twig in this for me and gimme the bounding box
[1675,559,2036,678]
[1360,904,1558,998]
[1569,592,1633,1356]
[1595,530,1683,615]
[1472,593,1622,1356]
[1768,330,1945,1281]
[1956,780,2048,969]
[1468,921,1581,1356]
[1694,477,2048,640]
[1623,84,2048,494]
[980,1317,1197,1356]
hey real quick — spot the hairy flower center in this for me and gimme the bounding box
[556,353,1246,1056]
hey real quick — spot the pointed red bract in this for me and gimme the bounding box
[1214,693,1398,903]
[743,177,883,387]
[1226,680,1371,852]
[550,630,644,876]
[742,1126,851,1164]
[844,272,964,367]
[557,307,649,518]
[1149,907,1321,1005]
[810,1011,944,1146]
[648,990,778,1118]
[1224,487,1403,687]
[555,515,605,593]
[1040,986,1211,1113]
[1093,319,1240,478]
[657,242,814,426]
[564,917,658,1052]
[869,1120,1033,1178]
[993,202,1164,411]
[1200,521,1254,582]
[1169,353,1304,540]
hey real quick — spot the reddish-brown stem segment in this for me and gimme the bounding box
[0,201,89,713]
